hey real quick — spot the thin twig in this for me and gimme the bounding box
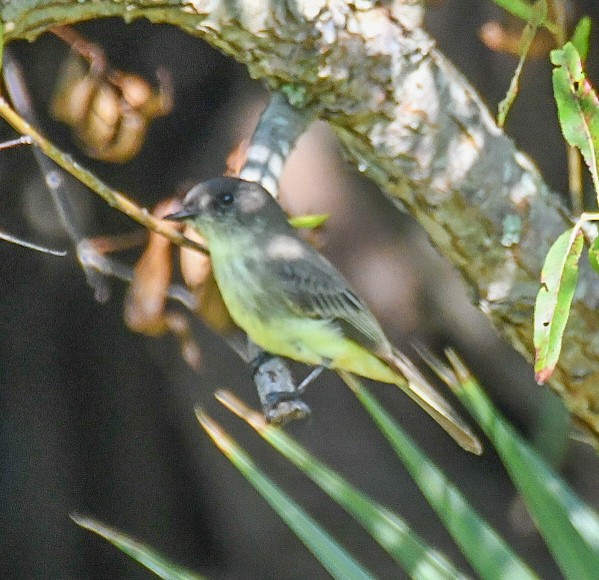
[0,228,66,256]
[77,239,198,310]
[0,93,207,255]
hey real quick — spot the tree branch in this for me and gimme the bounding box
[3,1,599,441]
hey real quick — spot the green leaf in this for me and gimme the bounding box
[491,0,556,33]
[589,236,599,274]
[571,17,592,63]
[288,213,329,229]
[551,42,599,195]
[215,390,467,580]
[196,409,376,580]
[438,351,599,580]
[497,0,547,128]
[533,228,583,383]
[340,372,538,580]
[71,514,204,580]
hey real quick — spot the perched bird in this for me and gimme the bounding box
[166,176,481,454]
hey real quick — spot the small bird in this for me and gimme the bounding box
[166,176,481,454]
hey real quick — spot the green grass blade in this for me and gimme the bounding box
[215,390,468,580]
[440,350,599,580]
[339,372,538,580]
[196,409,376,580]
[70,514,204,580]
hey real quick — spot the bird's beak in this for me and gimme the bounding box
[163,207,196,221]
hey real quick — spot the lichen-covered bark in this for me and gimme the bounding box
[4,0,599,441]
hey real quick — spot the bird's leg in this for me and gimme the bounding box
[297,359,331,393]
[297,367,324,393]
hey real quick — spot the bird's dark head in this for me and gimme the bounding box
[165,177,288,242]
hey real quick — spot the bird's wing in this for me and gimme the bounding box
[271,249,483,454]
[272,254,388,352]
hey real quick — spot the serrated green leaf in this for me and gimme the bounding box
[571,17,592,63]
[589,237,599,274]
[288,213,329,229]
[498,0,547,128]
[71,514,204,580]
[551,42,599,194]
[534,228,584,383]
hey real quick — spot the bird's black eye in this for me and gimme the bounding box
[219,192,234,206]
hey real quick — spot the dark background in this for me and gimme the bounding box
[1,1,598,578]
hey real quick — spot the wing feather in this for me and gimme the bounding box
[273,253,387,352]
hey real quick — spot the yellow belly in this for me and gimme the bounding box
[232,307,398,384]
[211,253,398,384]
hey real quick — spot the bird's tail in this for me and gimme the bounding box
[383,349,483,455]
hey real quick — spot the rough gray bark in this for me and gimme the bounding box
[3,1,599,441]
